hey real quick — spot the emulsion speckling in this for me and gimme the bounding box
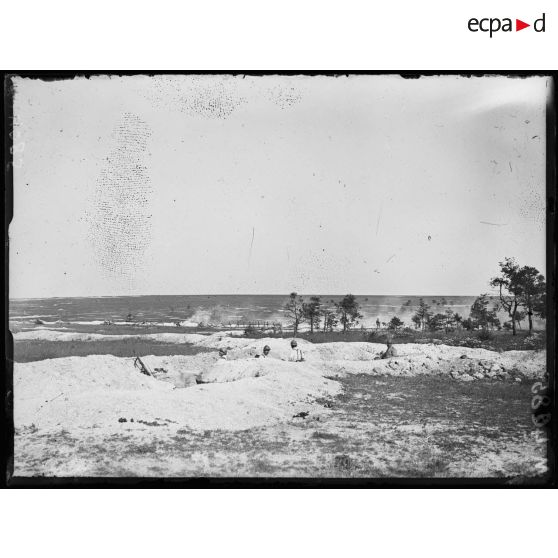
[518,185,546,231]
[266,84,303,109]
[140,75,247,120]
[86,113,153,287]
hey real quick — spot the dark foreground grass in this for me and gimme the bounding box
[9,323,216,336]
[13,339,214,362]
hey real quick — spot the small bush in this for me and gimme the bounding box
[477,329,493,342]
[461,337,483,348]
[243,325,258,336]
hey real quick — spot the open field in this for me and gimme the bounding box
[13,338,213,363]
[11,329,548,480]
[10,324,547,364]
[14,374,547,479]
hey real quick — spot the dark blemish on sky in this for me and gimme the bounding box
[143,76,246,120]
[86,113,153,286]
[480,221,508,227]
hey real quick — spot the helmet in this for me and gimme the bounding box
[263,345,271,352]
[219,348,227,355]
[290,340,297,347]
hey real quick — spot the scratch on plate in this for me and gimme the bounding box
[376,203,383,236]
[248,227,255,263]
[480,221,508,227]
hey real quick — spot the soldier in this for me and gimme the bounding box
[255,345,271,358]
[288,339,304,362]
[380,341,398,359]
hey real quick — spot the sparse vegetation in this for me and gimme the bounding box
[283,292,306,335]
[302,296,322,333]
[412,299,432,331]
[469,293,500,331]
[490,258,546,335]
[14,338,213,363]
[335,294,363,332]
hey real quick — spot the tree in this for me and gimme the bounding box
[453,313,463,330]
[284,292,305,335]
[515,309,527,330]
[303,296,321,333]
[335,294,363,332]
[491,258,546,335]
[469,294,499,331]
[490,258,522,336]
[388,316,404,331]
[412,299,432,331]
[322,304,338,332]
[444,308,455,332]
[515,265,546,333]
[411,314,421,329]
[534,292,547,320]
[428,313,446,331]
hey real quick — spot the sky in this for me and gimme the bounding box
[9,74,548,298]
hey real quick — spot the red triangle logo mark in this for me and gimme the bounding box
[516,19,530,31]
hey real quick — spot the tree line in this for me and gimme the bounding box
[283,293,363,335]
[407,257,545,336]
[284,258,545,337]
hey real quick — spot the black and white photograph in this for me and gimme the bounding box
[5,73,554,483]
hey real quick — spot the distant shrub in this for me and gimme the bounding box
[461,337,483,348]
[522,333,544,350]
[243,325,258,336]
[477,329,493,342]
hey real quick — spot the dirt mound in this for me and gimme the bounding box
[14,329,546,382]
[14,353,341,433]
[309,344,545,382]
[199,358,304,383]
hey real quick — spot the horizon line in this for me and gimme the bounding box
[9,292,495,300]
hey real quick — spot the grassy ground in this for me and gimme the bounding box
[12,339,214,363]
[11,322,547,478]
[247,328,546,352]
[9,323,215,336]
[10,320,545,352]
[13,374,548,479]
